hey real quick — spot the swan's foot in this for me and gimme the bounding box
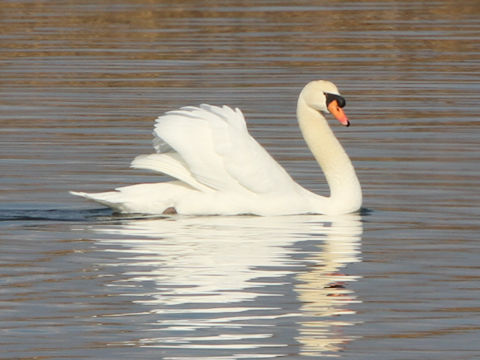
[162,206,177,215]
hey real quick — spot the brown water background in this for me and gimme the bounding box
[1,1,479,359]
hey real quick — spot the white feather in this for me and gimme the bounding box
[71,81,362,216]
[153,104,297,194]
[130,153,212,192]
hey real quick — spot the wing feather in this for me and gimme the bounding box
[152,104,297,194]
[130,153,212,192]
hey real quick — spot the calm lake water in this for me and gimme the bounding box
[1,0,479,359]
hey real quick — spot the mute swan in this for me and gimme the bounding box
[71,80,362,216]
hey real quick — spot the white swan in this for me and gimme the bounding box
[71,80,362,216]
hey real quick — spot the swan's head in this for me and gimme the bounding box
[300,80,350,126]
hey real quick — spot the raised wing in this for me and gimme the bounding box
[152,104,298,194]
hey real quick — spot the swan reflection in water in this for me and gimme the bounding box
[93,214,363,358]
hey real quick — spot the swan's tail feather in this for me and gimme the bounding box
[70,182,194,214]
[70,191,130,212]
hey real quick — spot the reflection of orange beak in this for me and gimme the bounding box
[328,100,350,127]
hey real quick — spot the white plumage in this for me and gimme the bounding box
[71,81,362,216]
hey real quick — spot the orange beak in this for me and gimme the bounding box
[328,100,350,127]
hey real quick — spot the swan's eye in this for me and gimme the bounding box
[325,93,346,108]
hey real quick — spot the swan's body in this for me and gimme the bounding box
[71,80,362,216]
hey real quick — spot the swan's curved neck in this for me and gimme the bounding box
[297,97,362,214]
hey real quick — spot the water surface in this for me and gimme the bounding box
[1,0,479,359]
